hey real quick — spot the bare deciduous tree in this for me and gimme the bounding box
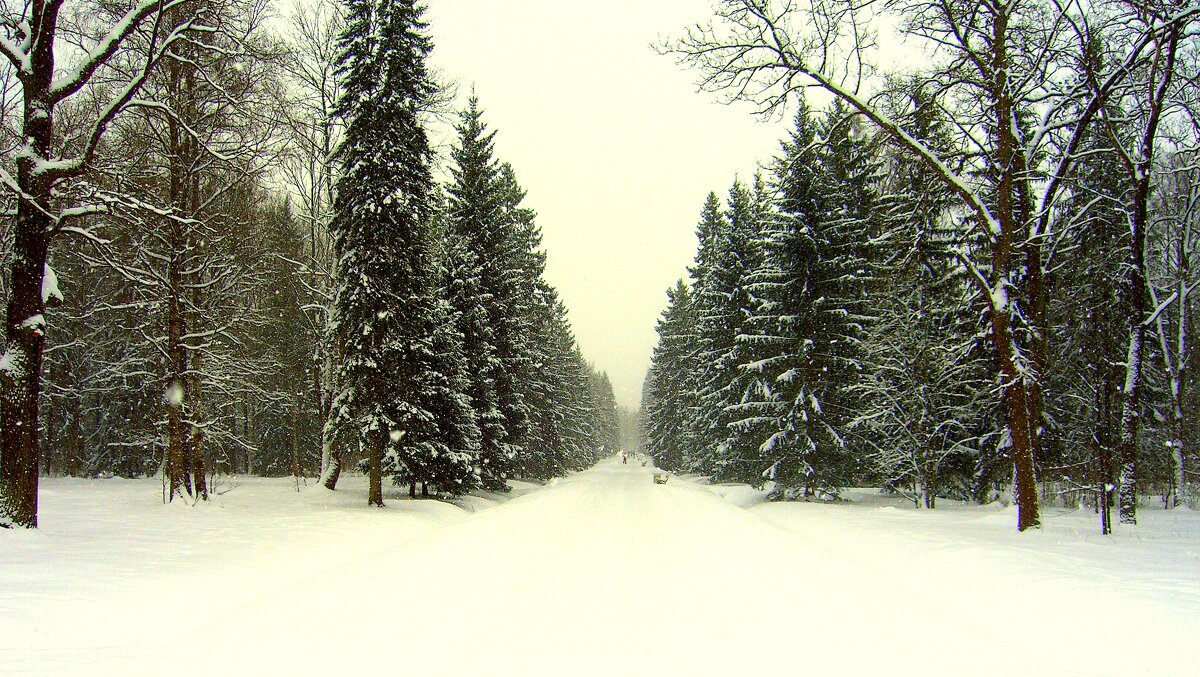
[0,0,202,528]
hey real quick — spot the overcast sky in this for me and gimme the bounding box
[424,1,791,410]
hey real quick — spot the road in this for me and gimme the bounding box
[71,457,1176,676]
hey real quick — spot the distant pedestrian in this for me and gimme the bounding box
[622,453,627,464]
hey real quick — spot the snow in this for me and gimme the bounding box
[41,263,62,305]
[2,460,1197,676]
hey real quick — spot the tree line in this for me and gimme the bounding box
[0,0,619,528]
[645,0,1200,532]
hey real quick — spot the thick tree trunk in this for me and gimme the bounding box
[989,7,1040,532]
[1,45,56,526]
[0,199,51,528]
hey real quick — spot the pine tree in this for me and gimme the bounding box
[587,370,621,456]
[494,163,540,469]
[644,280,698,471]
[1045,124,1131,531]
[681,193,726,472]
[737,100,831,496]
[445,101,543,489]
[688,184,763,477]
[445,100,508,488]
[727,99,883,499]
[326,0,473,505]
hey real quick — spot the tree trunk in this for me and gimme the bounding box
[165,235,188,502]
[44,396,55,477]
[1117,167,1154,526]
[245,403,253,475]
[189,351,207,501]
[1117,295,1145,525]
[989,7,1040,531]
[367,431,383,507]
[319,436,341,491]
[319,345,339,489]
[68,398,82,477]
[0,203,49,527]
[292,398,302,492]
[0,34,55,527]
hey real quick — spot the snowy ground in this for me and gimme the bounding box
[2,458,1197,676]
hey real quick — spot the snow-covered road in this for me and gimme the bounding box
[7,457,1199,676]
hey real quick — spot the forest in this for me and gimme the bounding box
[643,0,1200,532]
[0,0,621,529]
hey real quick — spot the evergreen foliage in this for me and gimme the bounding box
[642,280,698,472]
[327,0,477,503]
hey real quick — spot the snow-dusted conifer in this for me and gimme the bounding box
[327,0,462,505]
[644,280,698,472]
[736,100,837,497]
[446,98,509,488]
[689,184,763,476]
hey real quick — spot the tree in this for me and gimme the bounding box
[1044,120,1131,533]
[588,370,621,456]
[0,0,202,528]
[727,102,880,498]
[665,0,1200,529]
[1149,154,1200,510]
[278,0,346,485]
[103,0,282,503]
[445,97,511,489]
[643,280,697,471]
[326,0,446,506]
[854,82,987,507]
[689,187,759,475]
[1083,1,1191,524]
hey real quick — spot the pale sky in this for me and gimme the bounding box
[425,1,791,410]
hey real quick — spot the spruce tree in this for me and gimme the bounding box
[445,101,542,489]
[446,100,508,487]
[739,100,830,496]
[495,163,540,466]
[682,193,727,472]
[644,280,698,471]
[688,185,764,477]
[731,98,882,499]
[327,0,475,504]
